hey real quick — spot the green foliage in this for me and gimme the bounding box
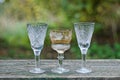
[89,42,120,59]
[1,22,30,49]
[114,43,120,58]
[70,42,120,59]
[89,42,115,59]
[0,0,120,59]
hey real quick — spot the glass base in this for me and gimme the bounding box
[51,67,69,74]
[76,68,92,73]
[29,68,45,73]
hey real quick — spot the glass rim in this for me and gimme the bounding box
[27,23,47,26]
[74,22,95,25]
[50,29,72,32]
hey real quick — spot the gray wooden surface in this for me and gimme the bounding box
[0,59,120,80]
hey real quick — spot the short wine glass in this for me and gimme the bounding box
[74,22,94,73]
[50,30,72,74]
[27,23,47,73]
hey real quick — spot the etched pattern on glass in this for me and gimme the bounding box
[74,22,94,74]
[27,23,47,73]
[50,30,72,74]
[74,23,94,50]
[27,24,47,51]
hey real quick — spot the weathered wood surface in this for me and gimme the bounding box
[0,59,120,80]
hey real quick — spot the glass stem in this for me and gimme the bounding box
[33,50,40,69]
[82,54,86,68]
[35,55,39,69]
[81,48,87,69]
[57,53,64,68]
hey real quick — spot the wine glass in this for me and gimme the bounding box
[74,22,94,73]
[27,23,47,73]
[50,30,72,74]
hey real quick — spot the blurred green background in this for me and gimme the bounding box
[0,0,120,59]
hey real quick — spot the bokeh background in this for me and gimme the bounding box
[0,0,120,59]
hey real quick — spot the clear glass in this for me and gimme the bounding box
[74,22,94,73]
[50,30,72,74]
[27,23,47,73]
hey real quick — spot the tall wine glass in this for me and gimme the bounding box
[74,22,94,73]
[50,30,72,74]
[27,23,47,73]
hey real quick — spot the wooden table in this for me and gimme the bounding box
[0,60,120,80]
